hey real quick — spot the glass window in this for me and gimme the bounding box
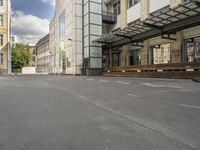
[59,11,65,50]
[90,24,102,36]
[112,48,121,67]
[90,58,102,68]
[90,2,101,14]
[148,44,171,65]
[128,0,140,8]
[184,36,200,62]
[0,15,3,27]
[0,53,3,65]
[90,13,102,25]
[128,49,141,66]
[113,1,120,16]
[0,34,3,45]
[0,0,3,6]
[90,46,102,57]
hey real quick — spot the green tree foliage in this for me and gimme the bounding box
[11,44,32,73]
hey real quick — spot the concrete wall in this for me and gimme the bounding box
[22,67,36,74]
[127,3,141,24]
[149,0,170,13]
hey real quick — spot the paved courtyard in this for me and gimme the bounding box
[0,75,200,150]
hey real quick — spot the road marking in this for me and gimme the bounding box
[116,81,131,85]
[76,94,197,149]
[99,79,109,83]
[54,85,197,149]
[78,95,88,100]
[176,103,200,109]
[125,93,138,97]
[87,78,94,81]
[141,83,182,89]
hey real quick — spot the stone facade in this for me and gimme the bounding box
[0,0,11,74]
[36,34,50,73]
[103,0,200,70]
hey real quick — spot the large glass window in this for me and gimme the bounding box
[128,49,141,66]
[0,15,3,27]
[184,36,200,62]
[148,43,171,64]
[59,11,65,50]
[0,0,3,6]
[112,53,121,67]
[113,1,120,16]
[0,34,3,45]
[128,0,140,8]
[0,53,3,65]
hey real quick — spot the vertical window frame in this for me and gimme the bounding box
[0,34,3,46]
[0,53,3,65]
[0,15,3,27]
[128,0,140,8]
[0,0,3,6]
[113,0,121,16]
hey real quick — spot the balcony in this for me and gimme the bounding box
[102,11,117,24]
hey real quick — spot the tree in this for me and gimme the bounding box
[11,44,32,73]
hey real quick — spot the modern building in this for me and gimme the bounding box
[49,0,83,75]
[0,0,11,75]
[96,0,200,78]
[36,34,50,73]
[50,0,103,75]
[49,0,200,78]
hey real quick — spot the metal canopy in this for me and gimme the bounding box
[94,0,200,46]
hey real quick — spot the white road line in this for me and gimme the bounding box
[99,79,109,83]
[76,94,197,149]
[116,81,131,85]
[54,85,197,149]
[141,83,182,89]
[78,95,88,100]
[125,93,138,97]
[87,78,94,81]
[176,104,200,109]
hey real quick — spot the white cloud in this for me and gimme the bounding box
[11,11,50,44]
[41,0,55,6]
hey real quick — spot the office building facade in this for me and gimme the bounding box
[97,0,200,78]
[50,0,83,75]
[50,0,200,78]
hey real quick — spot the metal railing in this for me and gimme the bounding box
[102,11,117,24]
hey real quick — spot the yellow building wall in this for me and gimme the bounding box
[0,0,9,72]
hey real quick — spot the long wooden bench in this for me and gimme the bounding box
[103,62,200,79]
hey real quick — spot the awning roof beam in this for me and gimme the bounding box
[143,22,162,29]
[94,1,200,46]
[114,33,132,39]
[161,34,176,41]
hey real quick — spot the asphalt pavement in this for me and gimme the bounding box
[0,75,200,150]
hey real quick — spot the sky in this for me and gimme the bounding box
[11,0,55,44]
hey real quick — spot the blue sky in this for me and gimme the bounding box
[11,0,55,20]
[11,0,55,44]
